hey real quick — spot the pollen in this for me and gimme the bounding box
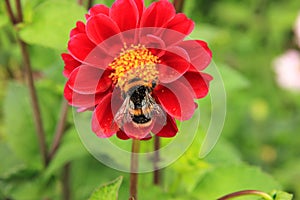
[109,44,160,89]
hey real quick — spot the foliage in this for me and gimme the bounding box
[0,0,299,199]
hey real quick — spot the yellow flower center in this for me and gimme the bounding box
[109,44,160,90]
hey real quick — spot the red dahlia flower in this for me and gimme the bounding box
[62,0,212,140]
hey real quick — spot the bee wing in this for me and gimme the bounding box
[114,96,132,127]
[143,92,167,125]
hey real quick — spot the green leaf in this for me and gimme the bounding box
[89,176,123,200]
[3,82,42,169]
[192,164,281,200]
[218,64,250,92]
[272,190,293,200]
[19,0,86,50]
[44,128,88,180]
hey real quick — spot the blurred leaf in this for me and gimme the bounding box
[192,164,281,200]
[0,141,24,178]
[272,190,293,200]
[88,176,123,200]
[218,64,250,92]
[44,128,88,179]
[20,0,86,50]
[3,82,42,169]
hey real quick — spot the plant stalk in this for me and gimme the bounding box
[153,135,160,185]
[5,0,49,166]
[62,163,71,200]
[129,139,140,200]
[217,190,273,200]
[49,100,69,160]
[173,0,185,13]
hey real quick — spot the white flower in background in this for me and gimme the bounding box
[295,12,300,48]
[273,50,300,92]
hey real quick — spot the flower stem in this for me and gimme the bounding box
[173,0,185,13]
[62,162,71,200]
[130,139,140,200]
[48,99,69,160]
[15,0,23,23]
[217,190,273,200]
[153,135,160,185]
[5,0,48,167]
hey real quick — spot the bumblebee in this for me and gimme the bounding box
[114,78,166,128]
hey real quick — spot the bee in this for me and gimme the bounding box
[114,78,166,128]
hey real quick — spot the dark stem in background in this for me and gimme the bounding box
[48,100,69,160]
[87,0,93,9]
[217,190,273,200]
[129,139,140,200]
[173,0,185,13]
[153,135,160,185]
[4,0,49,167]
[62,163,71,200]
[77,0,83,6]
[19,39,49,166]
[4,0,17,24]
[15,0,23,23]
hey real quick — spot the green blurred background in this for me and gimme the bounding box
[0,0,300,199]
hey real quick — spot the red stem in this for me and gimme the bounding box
[5,0,48,166]
[15,0,23,23]
[173,0,185,13]
[48,100,69,160]
[62,163,71,200]
[4,0,17,24]
[129,139,140,200]
[153,135,160,185]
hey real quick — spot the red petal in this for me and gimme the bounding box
[116,130,130,140]
[86,14,121,45]
[154,81,196,120]
[64,84,105,108]
[61,53,81,78]
[89,4,109,17]
[67,65,112,94]
[123,121,154,139]
[110,0,139,31]
[178,40,212,71]
[68,33,96,63]
[180,71,212,98]
[92,93,119,138]
[155,115,178,137]
[158,46,190,83]
[70,21,86,37]
[132,0,145,23]
[141,0,175,28]
[161,14,194,46]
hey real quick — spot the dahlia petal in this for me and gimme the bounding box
[158,46,190,83]
[116,130,130,140]
[161,14,194,46]
[154,81,196,120]
[92,93,118,138]
[70,21,86,37]
[86,14,121,45]
[141,0,176,28]
[61,53,81,78]
[143,34,166,57]
[68,33,96,63]
[67,65,112,94]
[64,84,105,108]
[180,72,213,98]
[178,40,212,71]
[154,115,178,137]
[123,121,154,139]
[89,4,109,17]
[132,0,145,22]
[110,0,139,31]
